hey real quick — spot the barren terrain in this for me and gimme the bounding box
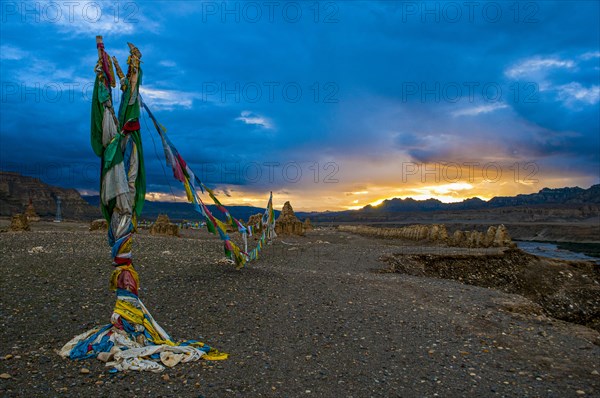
[1,221,599,397]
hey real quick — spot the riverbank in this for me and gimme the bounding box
[516,241,600,260]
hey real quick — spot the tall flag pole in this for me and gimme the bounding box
[59,37,226,372]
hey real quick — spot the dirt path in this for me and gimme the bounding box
[1,225,598,397]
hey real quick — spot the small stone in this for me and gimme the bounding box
[97,352,113,362]
[162,374,170,381]
[591,370,599,375]
[89,219,108,231]
[80,368,90,374]
[576,391,585,395]
[95,381,103,385]
[0,373,11,379]
[305,390,311,394]
[4,354,13,360]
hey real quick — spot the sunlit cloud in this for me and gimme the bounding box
[504,52,600,110]
[345,191,369,196]
[365,182,475,206]
[159,60,177,68]
[580,51,600,60]
[140,87,197,110]
[409,182,475,202]
[146,192,188,202]
[505,56,576,79]
[556,82,600,107]
[236,111,274,129]
[369,198,387,207]
[23,2,162,36]
[0,44,27,61]
[452,103,509,117]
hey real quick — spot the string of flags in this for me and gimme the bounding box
[142,101,277,269]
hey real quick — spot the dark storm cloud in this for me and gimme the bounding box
[1,1,598,197]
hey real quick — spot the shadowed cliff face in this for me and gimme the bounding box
[0,172,99,221]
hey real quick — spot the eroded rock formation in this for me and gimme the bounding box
[89,219,108,231]
[338,224,516,248]
[275,201,305,236]
[149,214,180,237]
[304,218,313,231]
[448,225,514,248]
[9,213,30,231]
[247,213,264,233]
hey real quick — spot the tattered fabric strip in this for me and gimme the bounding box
[141,99,277,268]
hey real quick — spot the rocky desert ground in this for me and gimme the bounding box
[1,220,599,397]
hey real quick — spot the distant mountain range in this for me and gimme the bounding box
[1,171,598,223]
[301,184,600,222]
[84,184,600,223]
[364,184,600,212]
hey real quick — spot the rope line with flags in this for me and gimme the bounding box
[141,100,277,269]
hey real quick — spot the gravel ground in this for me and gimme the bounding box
[0,221,599,397]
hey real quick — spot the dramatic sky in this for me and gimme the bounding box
[1,1,599,211]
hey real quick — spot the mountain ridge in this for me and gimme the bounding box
[303,184,600,223]
[0,171,98,220]
[358,184,600,214]
[1,171,598,222]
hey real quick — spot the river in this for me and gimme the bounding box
[515,241,600,264]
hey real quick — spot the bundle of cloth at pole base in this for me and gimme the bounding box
[59,37,261,372]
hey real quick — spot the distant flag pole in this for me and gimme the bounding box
[53,196,62,223]
[59,36,226,372]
